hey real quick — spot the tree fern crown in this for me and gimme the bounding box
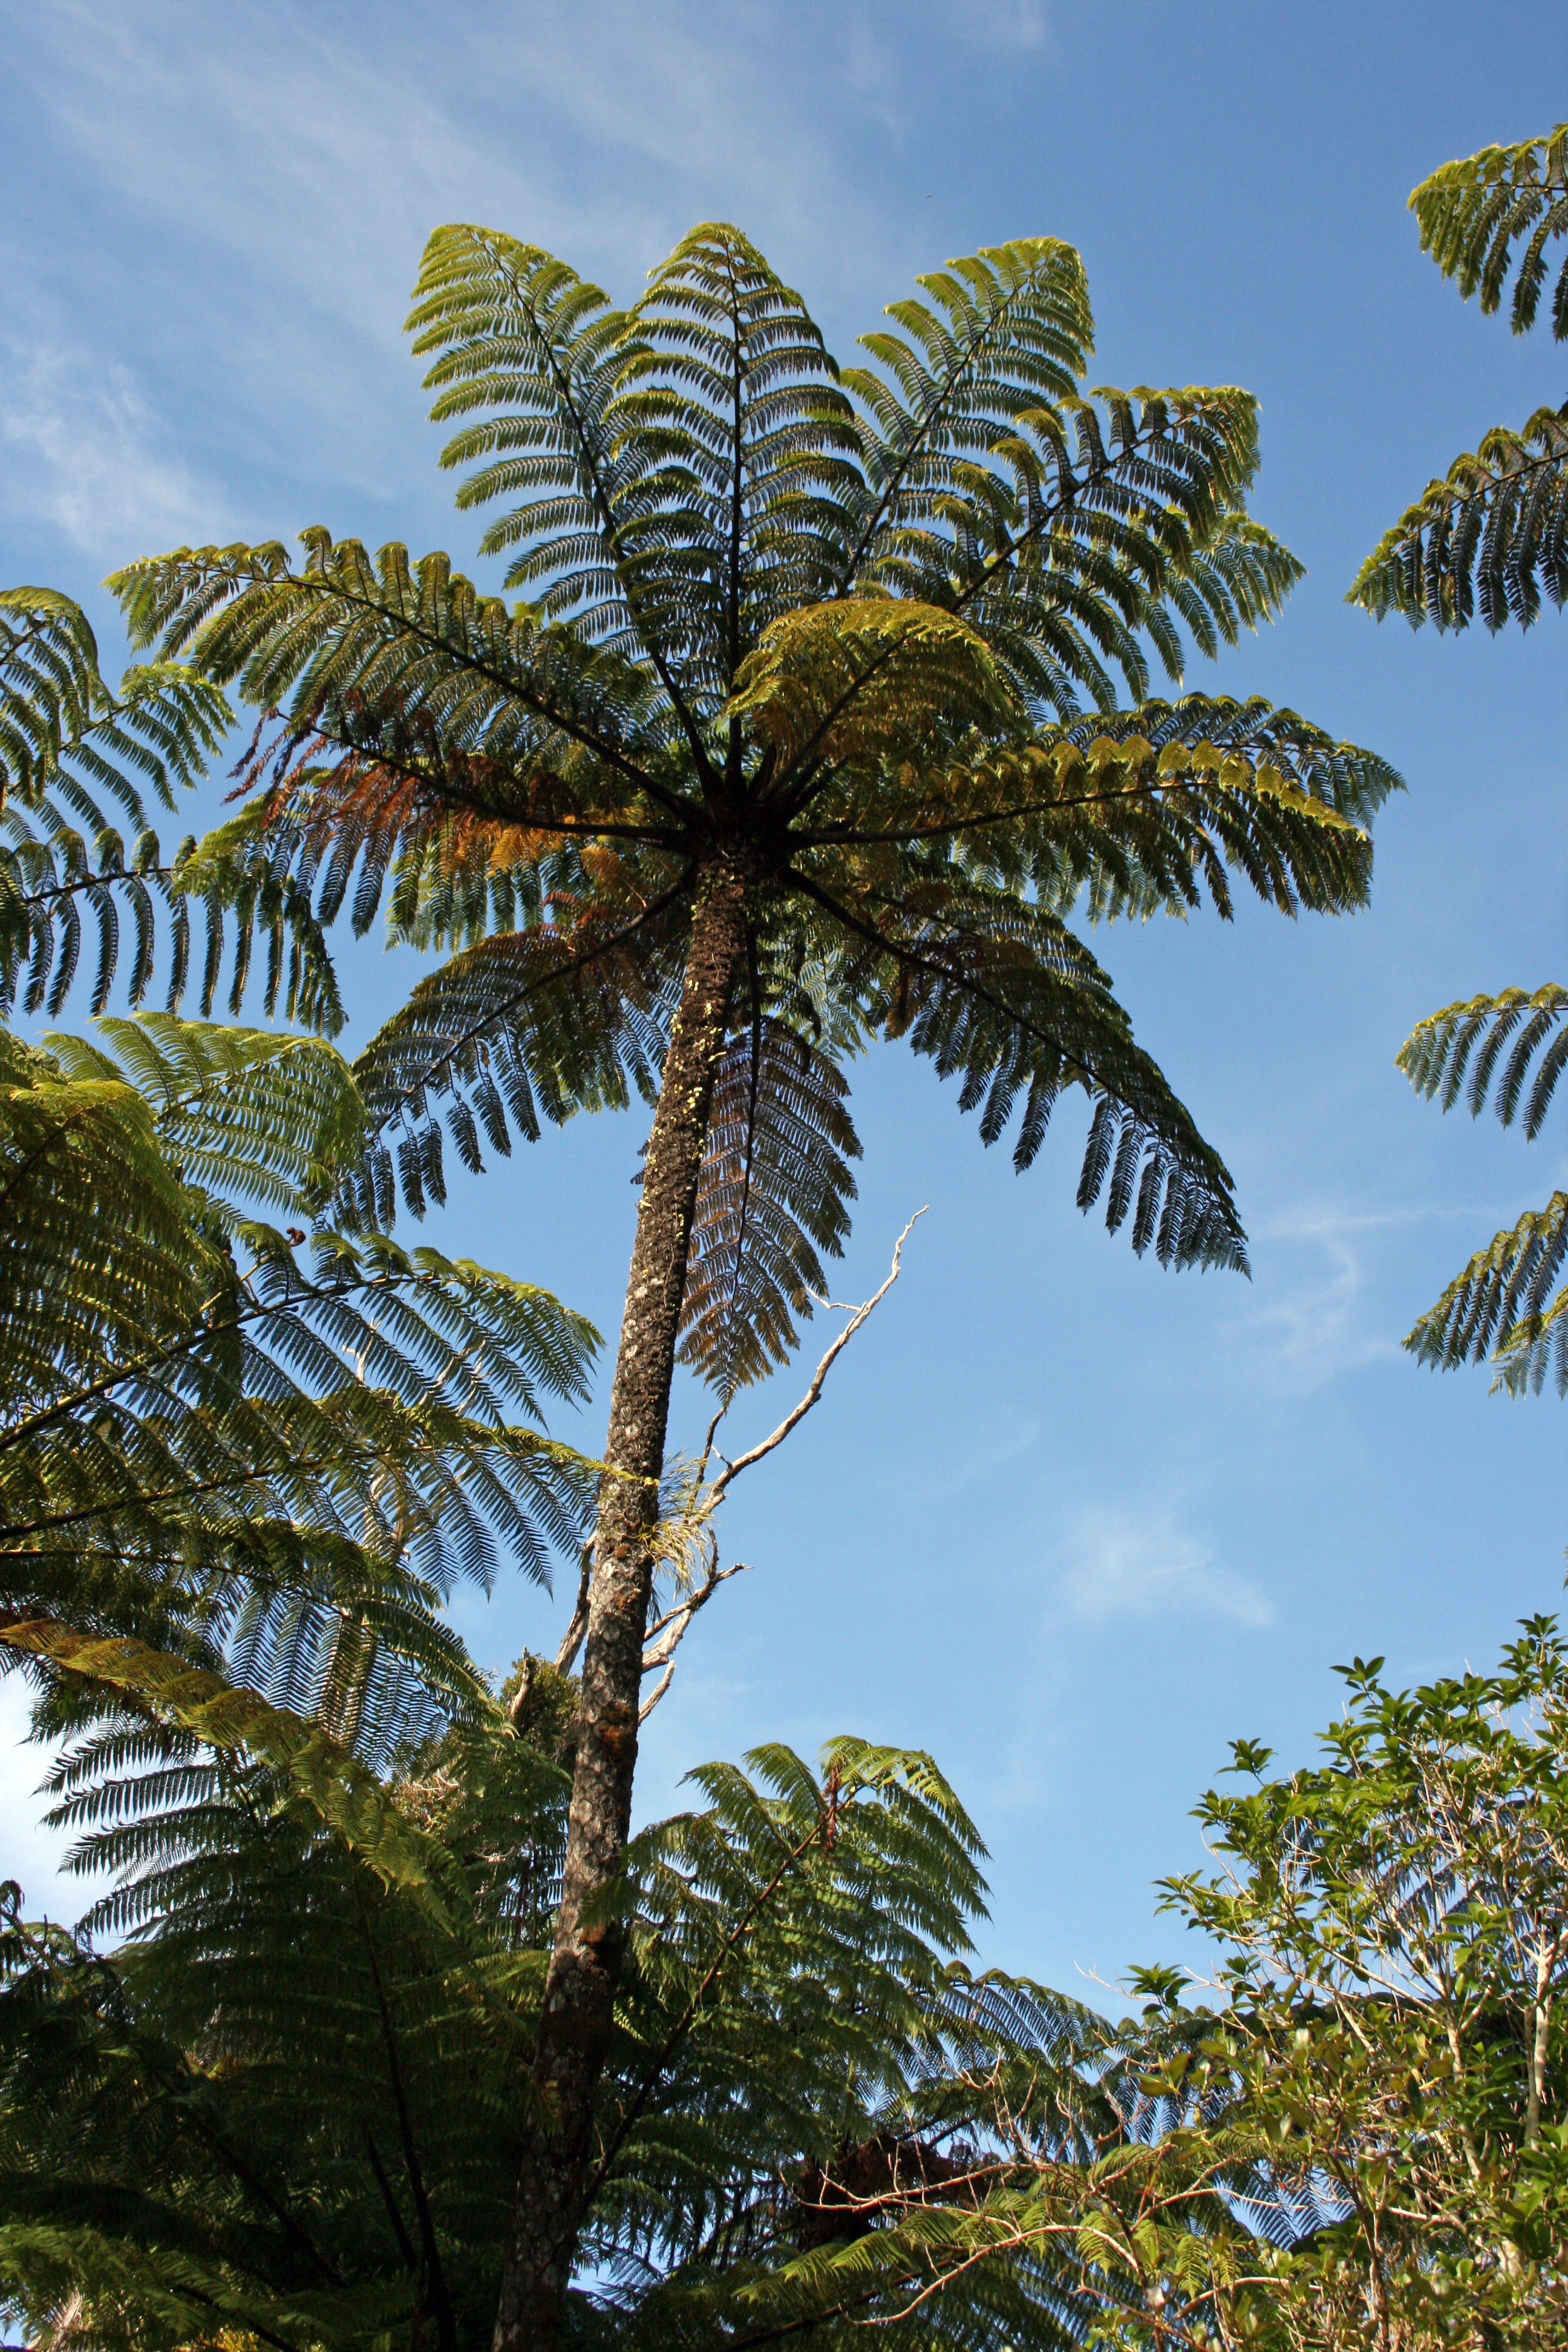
[112,221,1399,1393]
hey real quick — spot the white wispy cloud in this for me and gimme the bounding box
[1055,1503,1272,1629]
[11,1,893,317]
[946,0,1048,50]
[1,345,228,561]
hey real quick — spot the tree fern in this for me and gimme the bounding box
[111,216,1400,2347]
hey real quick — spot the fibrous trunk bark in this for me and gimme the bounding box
[492,855,750,2352]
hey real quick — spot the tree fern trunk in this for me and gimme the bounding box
[494,854,750,2352]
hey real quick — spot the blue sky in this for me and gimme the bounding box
[4,0,1567,1998]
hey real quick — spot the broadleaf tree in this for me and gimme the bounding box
[1108,1621,1568,2352]
[113,220,1400,2347]
[1349,126,1568,1398]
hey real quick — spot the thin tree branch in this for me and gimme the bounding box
[706,1209,926,1509]
[353,1879,458,2352]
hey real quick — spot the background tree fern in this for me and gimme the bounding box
[1350,131,1568,1399]
[0,1703,1145,2352]
[112,218,1399,2348]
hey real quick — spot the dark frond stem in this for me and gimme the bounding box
[353,1876,458,2352]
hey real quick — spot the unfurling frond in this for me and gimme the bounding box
[676,1022,861,1394]
[1349,405,1568,630]
[1410,122,1568,338]
[1397,984,1568,1135]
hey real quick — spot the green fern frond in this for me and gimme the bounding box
[47,1013,365,1221]
[1404,1194,1568,1381]
[1397,984,1568,1133]
[1,585,347,1028]
[675,1019,860,1395]
[1350,403,1568,630]
[1351,126,1568,633]
[1,1623,462,1918]
[1410,122,1568,337]
[0,1009,600,1758]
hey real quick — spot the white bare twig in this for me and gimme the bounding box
[631,1209,925,1722]
[705,1206,926,1511]
[638,1560,754,1722]
[553,1542,593,1676]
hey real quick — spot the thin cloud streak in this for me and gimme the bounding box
[1,347,229,563]
[1055,1504,1272,1630]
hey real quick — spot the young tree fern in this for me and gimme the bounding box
[110,220,1400,2346]
[0,1688,1136,2352]
[1348,131,1568,1397]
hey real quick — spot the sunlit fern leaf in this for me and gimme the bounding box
[0,1027,201,1411]
[1030,696,1392,925]
[813,695,1395,931]
[1405,1194,1568,1379]
[1350,127,1568,633]
[1397,984,1568,1134]
[1410,122,1568,338]
[838,236,1094,573]
[675,1021,860,1395]
[0,1024,599,1751]
[411,230,653,640]
[0,592,224,823]
[728,596,1022,770]
[1493,1272,1568,1395]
